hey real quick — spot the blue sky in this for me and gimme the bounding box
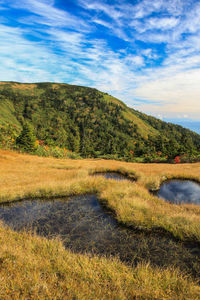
[0,0,200,132]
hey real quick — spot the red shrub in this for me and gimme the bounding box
[174,156,180,163]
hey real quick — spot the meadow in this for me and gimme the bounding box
[0,149,200,299]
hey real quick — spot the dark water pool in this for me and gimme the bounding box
[158,180,200,205]
[0,195,200,278]
[92,172,134,181]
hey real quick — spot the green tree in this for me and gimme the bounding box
[68,127,80,152]
[16,122,36,152]
[180,134,194,155]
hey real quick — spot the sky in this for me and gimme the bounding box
[0,0,200,132]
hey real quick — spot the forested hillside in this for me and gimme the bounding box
[0,81,200,161]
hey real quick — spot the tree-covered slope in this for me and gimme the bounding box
[0,81,200,159]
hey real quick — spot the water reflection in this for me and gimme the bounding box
[0,195,199,278]
[158,180,200,205]
[92,172,133,181]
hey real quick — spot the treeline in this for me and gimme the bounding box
[132,108,200,158]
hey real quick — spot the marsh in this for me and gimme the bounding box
[0,194,200,280]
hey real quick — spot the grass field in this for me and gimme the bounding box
[0,149,200,299]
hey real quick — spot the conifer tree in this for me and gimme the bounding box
[16,122,36,152]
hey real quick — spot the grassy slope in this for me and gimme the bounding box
[1,81,200,146]
[0,99,20,126]
[0,81,159,139]
[102,93,157,138]
[0,150,200,298]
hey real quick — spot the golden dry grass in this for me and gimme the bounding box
[0,149,200,298]
[0,82,37,89]
[0,149,200,242]
[0,224,200,299]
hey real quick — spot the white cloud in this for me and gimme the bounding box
[125,55,144,66]
[1,0,200,121]
[157,114,163,120]
[130,17,180,35]
[141,49,158,59]
[78,0,123,21]
[0,24,74,82]
[132,68,200,119]
[146,17,179,30]
[10,0,89,30]
[92,18,112,29]
[130,0,184,19]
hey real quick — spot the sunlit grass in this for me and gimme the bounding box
[0,223,199,299]
[0,149,200,298]
[0,149,200,242]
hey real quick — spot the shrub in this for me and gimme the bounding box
[174,156,180,164]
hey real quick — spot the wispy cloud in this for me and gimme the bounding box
[0,0,200,120]
[0,24,73,82]
[0,0,6,9]
[10,0,90,30]
[78,0,124,21]
[143,17,179,31]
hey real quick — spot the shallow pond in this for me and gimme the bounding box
[158,180,200,205]
[0,195,200,278]
[92,172,134,181]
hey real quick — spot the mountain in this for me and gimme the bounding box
[0,81,200,160]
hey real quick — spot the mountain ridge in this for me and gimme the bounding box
[0,81,199,160]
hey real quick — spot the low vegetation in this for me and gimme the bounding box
[0,149,200,298]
